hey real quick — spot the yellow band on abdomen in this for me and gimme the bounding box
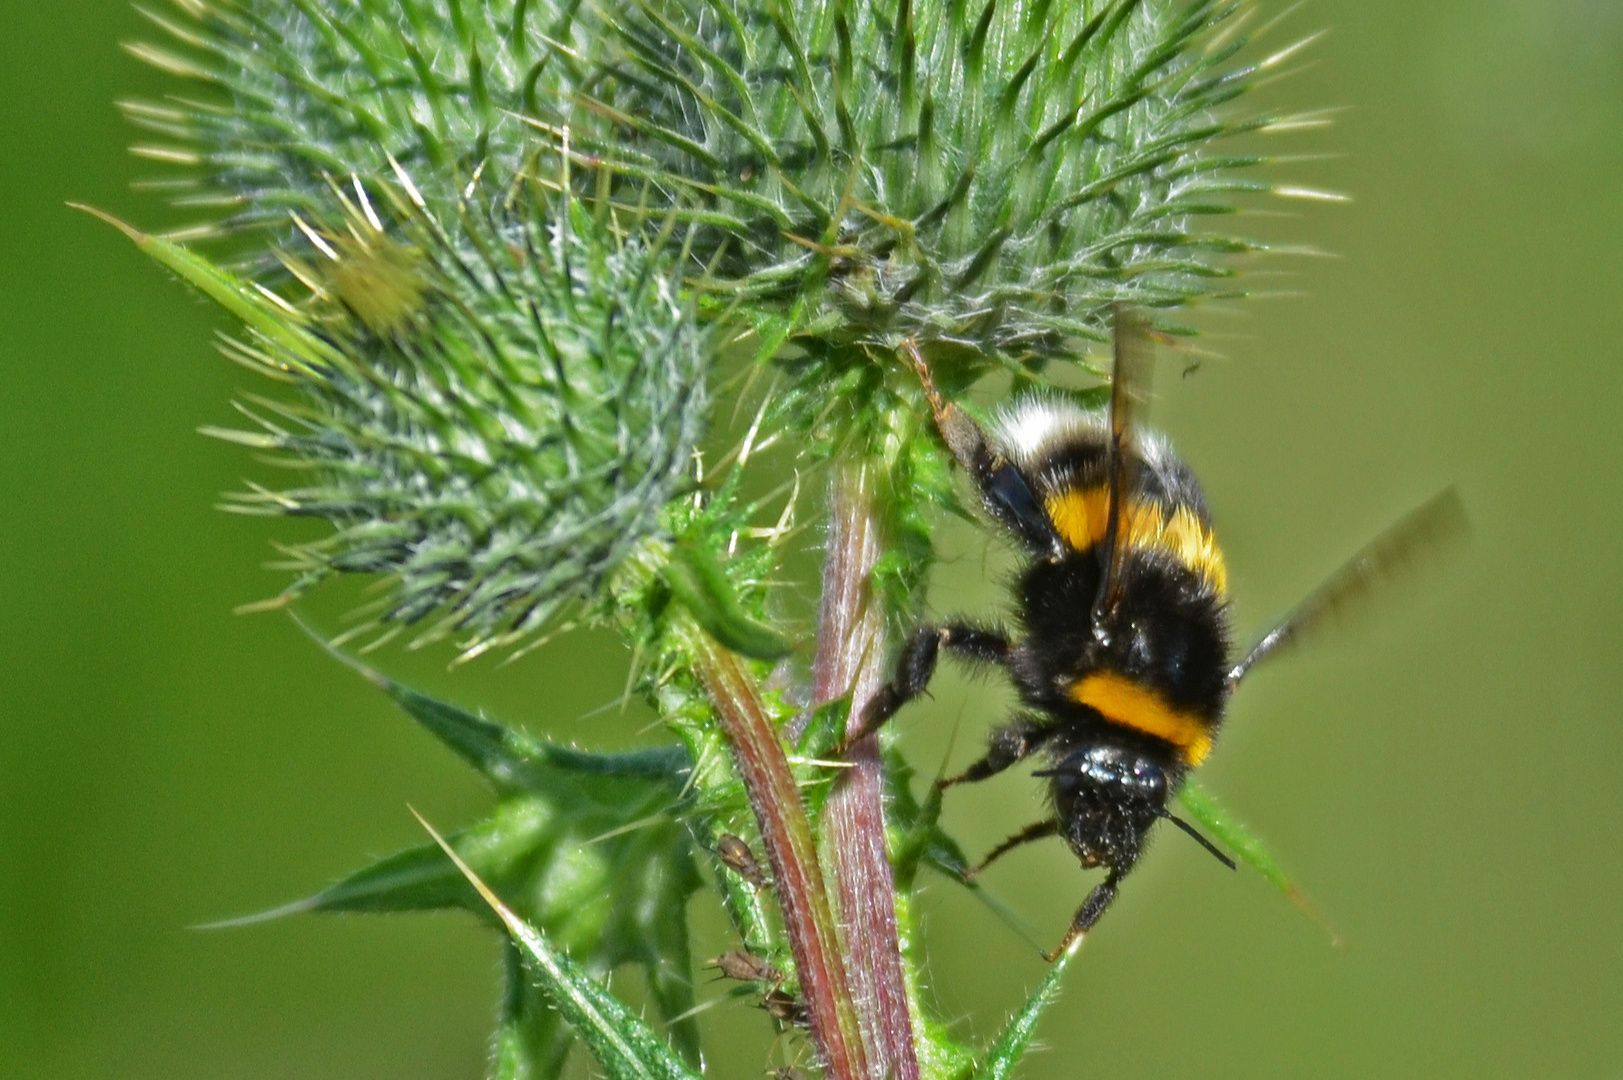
[1043,486,1228,596]
[1069,671,1214,766]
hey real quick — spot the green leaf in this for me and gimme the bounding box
[884,748,957,893]
[420,810,705,1080]
[305,621,692,794]
[386,675,692,792]
[211,641,707,1076]
[970,936,1081,1080]
[303,798,553,917]
[1177,779,1341,945]
[1176,780,1288,891]
[795,696,850,762]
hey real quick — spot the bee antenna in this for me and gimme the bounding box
[1159,810,1237,871]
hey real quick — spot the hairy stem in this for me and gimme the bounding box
[689,628,869,1080]
[814,464,920,1080]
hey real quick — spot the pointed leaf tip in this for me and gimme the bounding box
[411,808,703,1080]
[289,612,390,689]
[67,202,149,244]
[189,895,321,931]
[972,935,1080,1080]
[1176,779,1342,945]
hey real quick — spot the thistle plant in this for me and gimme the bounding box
[99,0,1329,1078]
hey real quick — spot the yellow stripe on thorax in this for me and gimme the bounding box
[1043,485,1228,595]
[1069,672,1214,766]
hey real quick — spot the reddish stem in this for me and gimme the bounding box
[691,633,869,1080]
[813,465,920,1080]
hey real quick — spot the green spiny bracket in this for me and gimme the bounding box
[663,540,791,660]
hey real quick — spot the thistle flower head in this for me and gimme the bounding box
[219,179,708,658]
[127,0,711,657]
[122,0,1313,655]
[577,0,1301,362]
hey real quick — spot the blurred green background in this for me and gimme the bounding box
[3,1,1621,1078]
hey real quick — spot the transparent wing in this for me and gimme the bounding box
[1092,304,1156,632]
[1228,486,1470,687]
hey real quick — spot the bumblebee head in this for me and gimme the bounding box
[1037,741,1238,876]
[1037,743,1171,872]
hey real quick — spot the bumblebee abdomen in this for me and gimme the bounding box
[1017,550,1230,748]
[1000,395,1234,768]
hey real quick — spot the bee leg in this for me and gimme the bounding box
[939,623,1012,666]
[901,339,987,476]
[962,818,1059,882]
[937,716,1052,790]
[838,622,1011,752]
[1044,870,1123,963]
[837,625,943,753]
[900,340,1062,555]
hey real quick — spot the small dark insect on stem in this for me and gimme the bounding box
[761,986,811,1027]
[708,949,808,1027]
[718,833,771,889]
[709,949,784,985]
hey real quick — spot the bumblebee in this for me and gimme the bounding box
[848,308,1465,959]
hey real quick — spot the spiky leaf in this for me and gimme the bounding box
[224,657,704,1076]
[970,940,1080,1080]
[423,812,706,1080]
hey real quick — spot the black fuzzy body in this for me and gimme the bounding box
[1000,407,1231,875]
[864,395,1236,940]
[1007,543,1231,873]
